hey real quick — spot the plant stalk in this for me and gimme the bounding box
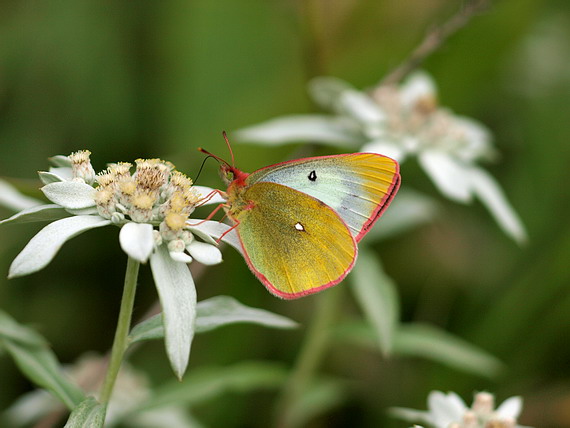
[99,256,140,405]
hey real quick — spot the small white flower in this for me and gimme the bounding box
[2,152,233,275]
[1,152,239,378]
[391,391,533,428]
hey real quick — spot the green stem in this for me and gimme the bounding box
[99,256,140,405]
[274,286,343,428]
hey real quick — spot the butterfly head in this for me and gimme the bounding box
[199,131,248,188]
[219,163,250,187]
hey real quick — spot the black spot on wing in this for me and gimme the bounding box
[308,170,317,182]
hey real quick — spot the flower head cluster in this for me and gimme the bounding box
[2,150,238,278]
[85,156,207,262]
[392,391,532,428]
[364,75,495,164]
[235,71,526,244]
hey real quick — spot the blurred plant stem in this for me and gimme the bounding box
[381,0,491,86]
[99,256,140,406]
[273,286,342,428]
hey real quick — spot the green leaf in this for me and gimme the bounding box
[129,296,298,345]
[335,321,503,378]
[195,295,298,333]
[135,361,288,411]
[129,314,163,344]
[336,321,504,377]
[1,339,84,409]
[64,397,106,428]
[393,323,504,378]
[350,247,399,356]
[0,204,69,226]
[150,244,197,380]
[0,310,48,347]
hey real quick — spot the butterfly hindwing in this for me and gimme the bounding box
[246,153,400,241]
[233,181,357,299]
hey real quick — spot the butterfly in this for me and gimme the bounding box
[201,136,400,299]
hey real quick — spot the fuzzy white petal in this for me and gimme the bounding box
[188,221,243,256]
[496,396,523,419]
[187,241,222,265]
[48,156,72,168]
[169,251,193,263]
[454,116,493,160]
[400,72,437,110]
[193,186,226,206]
[361,140,407,162]
[41,182,96,209]
[389,407,434,425]
[48,166,73,180]
[308,76,354,110]
[468,167,528,244]
[186,225,218,246]
[119,222,155,263]
[0,179,43,211]
[9,216,110,278]
[38,171,65,185]
[234,115,362,147]
[339,89,385,123]
[419,150,473,203]
[428,391,466,427]
[0,204,67,226]
[150,245,196,379]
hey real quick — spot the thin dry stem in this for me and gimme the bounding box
[381,0,492,86]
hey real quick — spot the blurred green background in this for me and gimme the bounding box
[1,0,569,426]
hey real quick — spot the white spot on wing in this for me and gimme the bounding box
[294,222,304,231]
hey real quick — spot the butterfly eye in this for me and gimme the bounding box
[219,167,234,185]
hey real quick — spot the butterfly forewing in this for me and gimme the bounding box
[234,181,357,299]
[247,153,400,241]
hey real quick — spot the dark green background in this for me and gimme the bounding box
[1,1,568,426]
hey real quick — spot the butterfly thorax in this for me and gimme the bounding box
[225,175,254,221]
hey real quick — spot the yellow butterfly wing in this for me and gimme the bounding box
[232,181,357,299]
[247,153,400,241]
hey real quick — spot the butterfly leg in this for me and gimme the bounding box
[187,202,228,227]
[215,219,240,244]
[196,188,227,207]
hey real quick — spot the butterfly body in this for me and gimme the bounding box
[219,153,400,299]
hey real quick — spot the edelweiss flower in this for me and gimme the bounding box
[235,71,526,244]
[391,391,533,428]
[0,151,242,377]
[2,150,237,275]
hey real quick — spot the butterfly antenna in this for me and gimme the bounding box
[193,155,217,183]
[198,147,230,167]
[222,131,236,167]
